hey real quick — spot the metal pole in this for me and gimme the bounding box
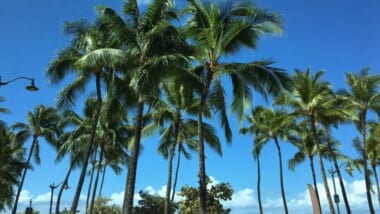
[330,168,340,214]
[49,183,55,214]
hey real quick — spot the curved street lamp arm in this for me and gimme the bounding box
[0,76,35,86]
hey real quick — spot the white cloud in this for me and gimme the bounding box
[224,188,255,207]
[110,191,124,206]
[34,192,51,203]
[18,190,33,204]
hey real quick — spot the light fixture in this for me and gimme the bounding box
[0,76,39,91]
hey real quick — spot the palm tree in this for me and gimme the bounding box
[95,1,190,213]
[46,17,129,213]
[288,125,322,211]
[11,105,60,214]
[240,109,266,214]
[0,123,27,212]
[183,1,289,212]
[156,111,222,214]
[339,68,380,213]
[242,106,295,213]
[88,97,132,214]
[54,132,86,214]
[149,81,199,214]
[368,122,380,207]
[317,94,355,213]
[276,68,336,213]
[147,79,223,214]
[322,127,352,213]
[289,122,349,212]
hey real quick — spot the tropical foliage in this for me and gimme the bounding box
[2,1,380,214]
[178,177,233,214]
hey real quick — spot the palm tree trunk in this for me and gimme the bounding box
[361,110,375,213]
[164,143,176,214]
[274,137,288,214]
[86,150,97,211]
[256,155,263,214]
[12,136,37,214]
[90,144,105,214]
[323,126,351,213]
[198,71,213,214]
[55,163,73,214]
[309,155,321,211]
[98,163,107,197]
[70,74,102,213]
[310,115,335,214]
[171,145,182,202]
[165,118,180,214]
[123,95,144,214]
[371,163,380,207]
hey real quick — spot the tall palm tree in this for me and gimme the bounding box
[11,105,60,214]
[46,17,129,213]
[183,1,289,212]
[95,1,190,213]
[288,125,322,211]
[54,130,86,214]
[88,97,132,214]
[0,123,27,212]
[242,106,295,213]
[147,80,222,214]
[289,123,349,212]
[322,127,351,212]
[367,122,380,207]
[149,81,199,214]
[240,109,266,214]
[276,69,336,213]
[339,68,380,213]
[318,94,355,213]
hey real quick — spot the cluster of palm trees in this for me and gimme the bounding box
[1,1,380,214]
[241,68,380,214]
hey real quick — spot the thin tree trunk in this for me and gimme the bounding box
[55,163,73,214]
[98,163,107,197]
[274,137,288,214]
[171,145,182,202]
[371,164,380,207]
[70,74,102,213]
[86,149,98,211]
[165,118,180,214]
[164,143,176,214]
[324,126,351,213]
[198,71,213,214]
[256,155,263,214]
[310,115,335,214]
[12,136,37,214]
[361,110,375,213]
[90,144,105,214]
[123,95,144,214]
[309,155,321,211]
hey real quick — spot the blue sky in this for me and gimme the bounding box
[1,0,380,213]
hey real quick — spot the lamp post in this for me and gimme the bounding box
[0,76,39,91]
[328,167,340,214]
[49,182,69,214]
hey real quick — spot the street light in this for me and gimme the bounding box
[49,182,69,214]
[0,76,39,91]
[328,167,340,214]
